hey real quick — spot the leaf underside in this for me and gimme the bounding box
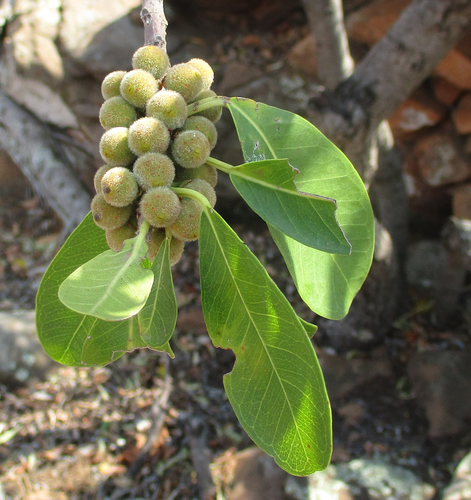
[36,213,147,366]
[199,208,332,476]
[58,236,154,321]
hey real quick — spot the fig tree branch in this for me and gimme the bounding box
[301,0,354,89]
[141,0,167,49]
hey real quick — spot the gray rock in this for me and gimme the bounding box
[0,0,12,31]
[442,452,471,500]
[0,0,78,127]
[318,349,392,402]
[302,459,434,500]
[0,310,58,387]
[226,447,288,500]
[59,0,143,79]
[7,0,64,85]
[407,350,471,437]
[0,62,78,128]
[317,221,400,350]
[406,240,448,295]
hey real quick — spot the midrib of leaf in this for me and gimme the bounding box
[82,224,149,317]
[88,250,136,316]
[229,102,277,159]
[232,170,292,193]
[205,210,304,445]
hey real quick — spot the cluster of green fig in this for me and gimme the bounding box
[91,46,222,266]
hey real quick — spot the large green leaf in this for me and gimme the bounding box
[227,98,374,319]
[36,213,146,366]
[228,159,351,255]
[138,237,177,356]
[58,231,154,321]
[199,208,332,476]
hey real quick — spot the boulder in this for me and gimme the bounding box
[407,350,471,437]
[0,310,58,387]
[451,92,471,134]
[59,0,143,79]
[414,130,471,187]
[442,452,471,500]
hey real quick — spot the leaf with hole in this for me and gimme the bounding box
[199,207,332,475]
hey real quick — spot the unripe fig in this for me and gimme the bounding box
[91,193,133,230]
[101,71,127,100]
[120,69,158,109]
[94,165,114,194]
[99,96,138,130]
[132,45,170,80]
[146,89,188,129]
[128,117,170,156]
[191,89,223,123]
[146,228,185,266]
[171,130,210,169]
[101,167,139,207]
[99,127,136,167]
[187,58,214,89]
[163,63,203,102]
[140,186,181,228]
[183,178,217,208]
[175,162,218,188]
[180,116,217,150]
[133,152,175,190]
[168,198,202,242]
[106,223,136,251]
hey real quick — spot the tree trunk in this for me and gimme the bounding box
[0,89,91,233]
[299,0,471,347]
[141,0,168,48]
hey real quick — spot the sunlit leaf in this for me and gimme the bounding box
[199,208,332,476]
[298,318,318,338]
[58,234,154,321]
[36,213,146,366]
[227,97,374,319]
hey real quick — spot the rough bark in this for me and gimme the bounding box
[310,0,471,156]
[141,0,168,48]
[307,0,471,257]
[0,89,91,233]
[301,0,354,89]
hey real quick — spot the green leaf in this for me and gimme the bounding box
[36,213,146,366]
[80,314,147,365]
[229,159,351,254]
[227,97,374,320]
[299,318,318,338]
[199,208,332,476]
[138,237,177,356]
[0,427,20,445]
[58,232,154,321]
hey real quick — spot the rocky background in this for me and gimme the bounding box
[0,0,471,499]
